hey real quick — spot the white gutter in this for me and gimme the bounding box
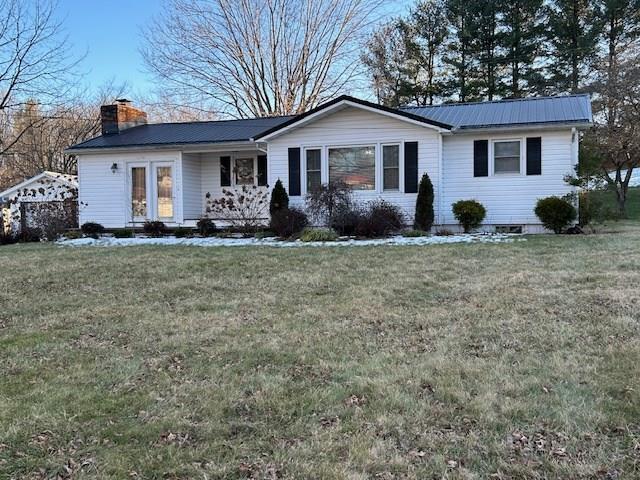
[65,140,259,155]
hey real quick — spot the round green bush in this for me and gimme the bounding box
[452,200,486,233]
[299,227,338,242]
[534,196,577,233]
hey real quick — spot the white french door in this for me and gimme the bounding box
[128,162,175,223]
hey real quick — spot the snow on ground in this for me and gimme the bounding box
[58,233,524,248]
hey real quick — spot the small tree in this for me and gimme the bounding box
[270,179,289,216]
[306,181,352,225]
[534,196,577,234]
[452,200,486,233]
[414,173,434,231]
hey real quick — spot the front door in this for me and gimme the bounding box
[128,162,175,223]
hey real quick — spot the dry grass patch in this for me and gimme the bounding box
[1,229,639,478]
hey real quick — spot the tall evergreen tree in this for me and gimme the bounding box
[470,0,506,100]
[443,0,480,101]
[362,21,411,107]
[410,0,449,105]
[546,0,601,93]
[502,0,545,97]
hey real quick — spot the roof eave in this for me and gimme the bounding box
[449,121,593,134]
[65,139,258,155]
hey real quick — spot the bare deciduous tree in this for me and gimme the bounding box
[0,0,78,156]
[584,49,640,214]
[1,83,126,189]
[142,0,381,118]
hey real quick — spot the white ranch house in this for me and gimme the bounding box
[66,95,592,233]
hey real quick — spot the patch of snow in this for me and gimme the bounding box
[57,233,524,248]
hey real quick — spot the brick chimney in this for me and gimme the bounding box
[100,99,148,135]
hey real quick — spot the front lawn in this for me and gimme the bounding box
[1,230,639,479]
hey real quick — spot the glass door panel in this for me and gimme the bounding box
[156,166,173,219]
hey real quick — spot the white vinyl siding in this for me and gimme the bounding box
[78,151,181,227]
[442,130,575,227]
[266,106,441,222]
[181,153,202,220]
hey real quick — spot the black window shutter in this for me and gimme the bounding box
[404,141,418,193]
[288,147,301,196]
[220,156,231,186]
[257,155,268,186]
[474,140,489,177]
[526,137,542,175]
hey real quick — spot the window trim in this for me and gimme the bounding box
[303,147,323,194]
[490,138,524,176]
[381,143,401,191]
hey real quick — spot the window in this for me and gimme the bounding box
[156,166,173,219]
[306,149,321,191]
[382,144,400,190]
[328,146,375,190]
[235,157,255,185]
[493,140,521,174]
[131,167,147,217]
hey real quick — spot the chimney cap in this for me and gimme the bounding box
[116,98,132,105]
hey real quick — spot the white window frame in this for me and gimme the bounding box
[231,154,258,187]
[152,161,175,222]
[491,138,524,176]
[299,141,409,194]
[302,147,322,194]
[381,143,402,192]
[126,161,176,223]
[128,162,150,223]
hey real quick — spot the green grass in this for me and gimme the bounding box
[589,186,640,221]
[1,228,640,479]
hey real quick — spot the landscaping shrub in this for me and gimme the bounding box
[435,228,454,236]
[206,187,269,233]
[173,227,194,238]
[403,229,428,237]
[112,229,134,238]
[18,228,41,243]
[330,204,362,236]
[299,227,338,242]
[0,232,18,245]
[355,200,404,238]
[143,221,167,237]
[306,181,352,223]
[269,207,308,238]
[534,196,577,233]
[269,179,289,215]
[63,230,83,240]
[452,200,486,233]
[414,173,434,231]
[196,218,217,237]
[81,222,105,238]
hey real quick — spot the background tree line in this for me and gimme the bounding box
[362,0,638,106]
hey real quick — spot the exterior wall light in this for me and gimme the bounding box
[111,163,118,174]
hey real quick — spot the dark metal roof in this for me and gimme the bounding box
[68,94,592,151]
[402,94,592,129]
[69,116,293,150]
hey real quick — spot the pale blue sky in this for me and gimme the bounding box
[60,0,410,98]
